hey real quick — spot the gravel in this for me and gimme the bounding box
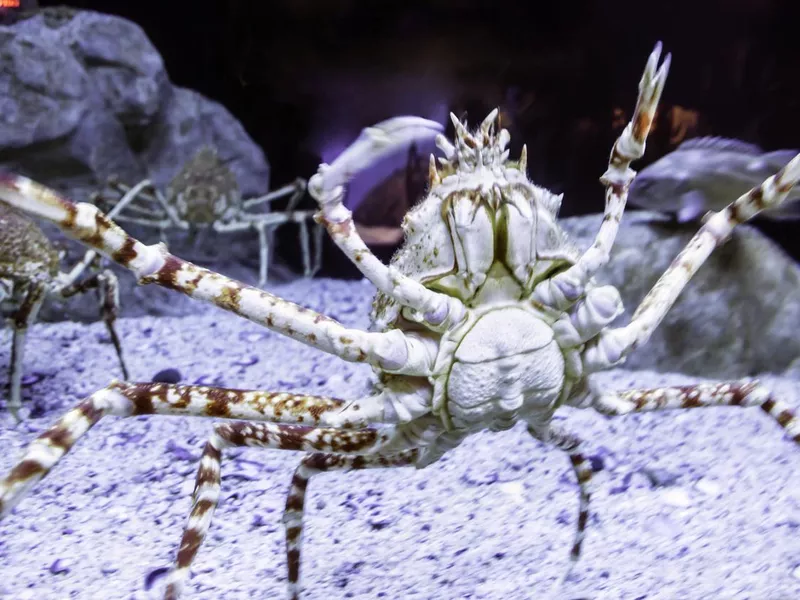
[1,277,798,600]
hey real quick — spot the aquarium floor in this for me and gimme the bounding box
[1,277,798,600]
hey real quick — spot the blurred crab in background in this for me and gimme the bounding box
[0,202,129,420]
[93,146,323,287]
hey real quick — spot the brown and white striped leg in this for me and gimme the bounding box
[56,268,129,380]
[280,450,419,600]
[532,42,670,311]
[592,380,799,444]
[161,423,411,599]
[531,424,596,597]
[6,282,46,421]
[0,174,434,375]
[0,382,395,520]
[309,118,465,328]
[585,151,800,371]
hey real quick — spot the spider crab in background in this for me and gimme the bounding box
[92,146,324,287]
[0,195,132,421]
[0,43,799,599]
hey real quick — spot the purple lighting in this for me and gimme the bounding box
[309,72,454,211]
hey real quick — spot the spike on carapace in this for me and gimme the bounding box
[428,154,441,186]
[519,144,528,173]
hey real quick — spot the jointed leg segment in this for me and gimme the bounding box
[593,380,800,445]
[56,268,129,381]
[0,174,435,375]
[282,451,418,600]
[532,42,671,311]
[530,424,598,596]
[6,282,46,419]
[162,422,416,600]
[0,381,394,519]
[308,117,466,329]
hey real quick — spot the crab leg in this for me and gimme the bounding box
[532,42,670,310]
[162,424,416,599]
[213,211,316,286]
[257,222,270,285]
[297,218,311,277]
[104,213,174,228]
[0,380,408,520]
[279,451,419,600]
[242,178,307,211]
[585,152,800,369]
[56,268,129,381]
[6,282,46,420]
[107,178,184,226]
[527,423,597,597]
[62,179,156,285]
[310,220,324,277]
[0,174,434,374]
[309,118,466,328]
[592,380,799,444]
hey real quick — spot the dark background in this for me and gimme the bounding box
[30,0,800,269]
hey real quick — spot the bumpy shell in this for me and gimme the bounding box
[369,113,581,332]
[166,146,241,224]
[0,202,59,281]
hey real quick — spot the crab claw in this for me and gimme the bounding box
[310,116,443,203]
[633,42,671,142]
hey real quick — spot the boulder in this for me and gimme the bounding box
[139,86,269,197]
[0,8,270,200]
[562,211,800,379]
[0,22,140,198]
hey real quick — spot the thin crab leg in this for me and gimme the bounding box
[310,220,324,277]
[105,213,173,228]
[213,210,316,286]
[296,217,326,278]
[63,178,155,285]
[592,379,799,441]
[528,423,597,597]
[56,268,129,380]
[0,174,435,374]
[585,152,800,370]
[242,178,307,211]
[281,450,419,600]
[309,117,466,328]
[257,222,270,285]
[162,424,415,599]
[0,381,401,519]
[107,177,184,226]
[532,42,671,310]
[6,282,46,420]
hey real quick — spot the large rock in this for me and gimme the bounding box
[0,8,270,200]
[139,87,270,198]
[561,211,800,379]
[0,20,139,197]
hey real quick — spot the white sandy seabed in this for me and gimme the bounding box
[0,278,798,600]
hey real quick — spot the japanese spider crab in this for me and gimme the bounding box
[0,43,798,599]
[93,146,323,287]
